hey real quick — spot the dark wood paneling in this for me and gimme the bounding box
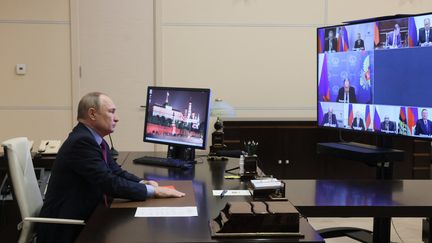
[223,120,431,179]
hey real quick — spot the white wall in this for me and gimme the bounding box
[155,0,432,118]
[1,0,432,150]
[0,0,72,148]
[73,0,155,151]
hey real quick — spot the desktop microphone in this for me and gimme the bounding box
[108,134,119,157]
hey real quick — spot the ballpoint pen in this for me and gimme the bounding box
[220,189,228,198]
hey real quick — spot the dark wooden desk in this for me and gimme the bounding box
[284,179,432,242]
[76,152,324,243]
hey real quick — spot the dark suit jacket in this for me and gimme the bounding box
[414,119,432,136]
[418,28,432,45]
[354,39,365,50]
[351,117,365,130]
[322,113,338,127]
[387,31,402,48]
[37,122,148,243]
[325,38,337,52]
[380,121,396,132]
[336,87,357,103]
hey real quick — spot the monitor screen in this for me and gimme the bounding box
[317,12,432,139]
[143,86,211,149]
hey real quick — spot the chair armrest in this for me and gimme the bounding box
[17,217,85,231]
[23,217,85,225]
[17,217,85,230]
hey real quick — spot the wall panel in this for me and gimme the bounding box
[0,0,69,21]
[0,24,71,106]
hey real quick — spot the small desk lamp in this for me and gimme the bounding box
[209,98,235,157]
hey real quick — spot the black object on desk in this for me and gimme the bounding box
[210,201,301,237]
[133,155,194,169]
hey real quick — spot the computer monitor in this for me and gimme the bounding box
[143,86,211,161]
[317,11,432,140]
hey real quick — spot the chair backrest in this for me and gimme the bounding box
[2,137,43,243]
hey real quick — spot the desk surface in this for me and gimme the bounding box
[76,152,324,243]
[284,179,432,217]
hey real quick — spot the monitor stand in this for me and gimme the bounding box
[316,135,404,180]
[167,145,196,162]
[316,135,405,242]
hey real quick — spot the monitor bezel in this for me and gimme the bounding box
[316,12,432,141]
[143,86,211,149]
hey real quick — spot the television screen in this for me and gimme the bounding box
[317,12,432,138]
[143,86,211,149]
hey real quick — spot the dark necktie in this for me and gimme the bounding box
[100,141,108,163]
[100,141,109,207]
[425,120,429,134]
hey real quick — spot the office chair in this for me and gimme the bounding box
[1,137,85,243]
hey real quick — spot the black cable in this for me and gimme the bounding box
[391,218,404,243]
[338,129,347,142]
[0,174,9,226]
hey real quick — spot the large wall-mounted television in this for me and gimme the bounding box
[317,12,432,139]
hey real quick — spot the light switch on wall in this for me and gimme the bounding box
[16,64,26,75]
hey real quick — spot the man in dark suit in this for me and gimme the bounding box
[336,78,357,103]
[418,18,432,47]
[414,109,432,136]
[380,115,396,133]
[322,107,338,127]
[353,33,365,50]
[351,111,365,130]
[325,30,337,52]
[37,92,185,243]
[387,24,402,48]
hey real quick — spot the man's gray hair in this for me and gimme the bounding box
[77,92,105,120]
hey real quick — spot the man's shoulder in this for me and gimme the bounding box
[63,123,95,146]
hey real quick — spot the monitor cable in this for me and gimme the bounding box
[108,134,119,157]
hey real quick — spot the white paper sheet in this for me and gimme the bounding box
[134,206,198,217]
[212,190,251,196]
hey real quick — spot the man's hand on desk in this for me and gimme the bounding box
[154,186,186,198]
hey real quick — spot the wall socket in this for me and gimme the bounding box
[16,64,26,75]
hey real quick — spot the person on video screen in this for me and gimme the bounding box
[337,78,357,103]
[325,30,337,53]
[322,107,338,127]
[418,18,432,47]
[414,109,432,136]
[387,24,402,48]
[351,111,365,130]
[380,115,396,132]
[354,33,365,50]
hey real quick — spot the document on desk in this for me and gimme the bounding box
[212,190,251,196]
[135,206,198,217]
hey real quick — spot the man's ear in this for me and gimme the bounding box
[88,108,97,120]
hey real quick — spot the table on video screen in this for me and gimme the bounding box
[75,152,324,243]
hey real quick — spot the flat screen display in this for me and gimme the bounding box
[143,86,211,149]
[317,12,432,139]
